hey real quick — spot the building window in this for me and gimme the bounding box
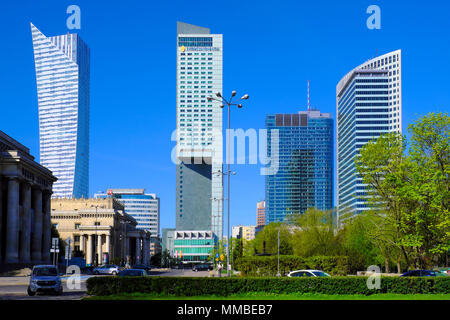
[75,223,80,229]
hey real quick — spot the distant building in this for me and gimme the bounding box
[0,130,57,266]
[95,189,160,237]
[31,23,90,199]
[256,200,266,227]
[232,225,256,241]
[162,228,176,255]
[265,110,333,224]
[51,197,150,266]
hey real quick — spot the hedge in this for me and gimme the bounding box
[235,255,349,276]
[86,276,450,296]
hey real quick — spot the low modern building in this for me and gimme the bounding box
[51,198,151,266]
[173,230,216,262]
[162,228,176,256]
[232,225,256,241]
[0,131,57,267]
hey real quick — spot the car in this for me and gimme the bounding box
[287,270,331,277]
[132,264,152,272]
[192,263,214,272]
[118,269,148,277]
[27,265,63,296]
[92,264,120,275]
[400,270,448,277]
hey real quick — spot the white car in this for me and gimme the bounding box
[287,270,331,277]
[92,264,120,275]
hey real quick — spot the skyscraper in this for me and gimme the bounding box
[175,22,223,240]
[265,110,333,224]
[31,23,90,199]
[336,50,402,221]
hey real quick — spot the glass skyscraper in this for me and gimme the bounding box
[265,110,333,224]
[336,50,402,221]
[31,23,90,199]
[175,22,223,240]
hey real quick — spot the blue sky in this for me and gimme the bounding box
[0,0,449,234]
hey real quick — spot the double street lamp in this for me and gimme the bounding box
[208,91,249,277]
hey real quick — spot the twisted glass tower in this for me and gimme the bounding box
[336,50,402,221]
[31,23,90,198]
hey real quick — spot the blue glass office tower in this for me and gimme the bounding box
[31,23,90,198]
[265,110,333,224]
[336,50,402,221]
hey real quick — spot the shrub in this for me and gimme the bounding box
[86,276,450,296]
[235,255,349,276]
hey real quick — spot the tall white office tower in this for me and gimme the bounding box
[31,23,90,198]
[175,22,223,241]
[336,50,402,222]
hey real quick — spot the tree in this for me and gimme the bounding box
[289,208,342,257]
[356,112,450,269]
[247,223,293,256]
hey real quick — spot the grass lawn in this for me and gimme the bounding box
[84,292,450,300]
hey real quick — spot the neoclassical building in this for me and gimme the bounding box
[0,130,57,266]
[51,198,151,266]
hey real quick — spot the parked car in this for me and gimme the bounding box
[287,270,331,277]
[192,263,214,272]
[119,269,148,277]
[27,265,63,296]
[132,264,152,272]
[93,264,120,275]
[400,270,448,277]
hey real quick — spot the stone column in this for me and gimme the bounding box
[135,237,141,265]
[105,234,111,261]
[5,177,20,263]
[86,234,93,265]
[143,237,149,265]
[19,183,32,263]
[31,188,43,263]
[97,234,103,265]
[41,192,51,263]
[80,234,85,256]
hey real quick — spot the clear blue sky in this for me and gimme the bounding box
[0,0,449,234]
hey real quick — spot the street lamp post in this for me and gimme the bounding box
[208,91,249,277]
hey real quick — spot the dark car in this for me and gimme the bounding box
[118,269,148,277]
[132,264,152,272]
[192,263,213,272]
[400,270,445,277]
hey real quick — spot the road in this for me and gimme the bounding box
[0,268,212,300]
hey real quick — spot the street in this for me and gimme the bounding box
[0,268,213,300]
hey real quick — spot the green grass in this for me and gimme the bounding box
[84,292,450,301]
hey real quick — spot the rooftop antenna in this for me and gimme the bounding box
[307,80,310,111]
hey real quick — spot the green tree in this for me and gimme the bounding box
[356,112,450,269]
[248,222,293,256]
[289,208,342,257]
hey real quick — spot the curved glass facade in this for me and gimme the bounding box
[336,50,402,221]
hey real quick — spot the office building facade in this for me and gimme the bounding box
[95,189,160,238]
[31,23,90,199]
[256,200,266,228]
[265,110,333,224]
[336,50,402,220]
[175,22,223,240]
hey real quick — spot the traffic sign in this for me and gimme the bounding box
[52,237,59,248]
[50,248,60,253]
[65,237,72,245]
[220,254,224,261]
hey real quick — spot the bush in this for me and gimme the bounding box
[86,276,450,296]
[235,255,349,276]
